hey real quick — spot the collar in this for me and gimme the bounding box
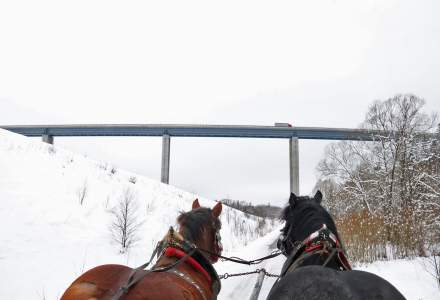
[165,247,212,284]
[303,224,339,251]
[280,224,351,276]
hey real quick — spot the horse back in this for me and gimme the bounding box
[339,269,406,300]
[61,264,132,300]
[61,264,213,300]
[268,266,406,300]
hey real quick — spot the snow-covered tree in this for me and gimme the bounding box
[317,94,439,260]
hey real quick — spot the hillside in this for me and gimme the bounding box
[0,129,277,299]
[0,128,438,300]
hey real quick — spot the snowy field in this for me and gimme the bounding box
[217,230,439,300]
[0,128,438,300]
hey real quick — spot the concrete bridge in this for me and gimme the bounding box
[0,123,377,195]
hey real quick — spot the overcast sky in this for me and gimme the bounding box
[1,0,440,206]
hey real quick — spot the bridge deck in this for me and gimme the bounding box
[0,124,376,141]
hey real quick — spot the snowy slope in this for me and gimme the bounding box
[0,128,438,300]
[0,129,276,299]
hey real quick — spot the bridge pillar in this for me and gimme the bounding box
[289,137,299,195]
[42,134,54,145]
[161,134,171,184]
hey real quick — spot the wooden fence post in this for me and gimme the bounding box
[249,269,266,300]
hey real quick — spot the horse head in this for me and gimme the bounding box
[177,199,223,263]
[61,199,224,300]
[277,190,339,256]
[268,192,405,300]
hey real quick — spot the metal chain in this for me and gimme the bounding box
[219,268,280,280]
[197,248,282,265]
[264,271,281,278]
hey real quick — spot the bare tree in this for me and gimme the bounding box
[317,141,378,215]
[76,179,88,205]
[317,94,439,261]
[110,188,143,252]
[314,178,345,217]
[128,176,137,184]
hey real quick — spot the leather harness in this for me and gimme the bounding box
[111,227,221,300]
[280,224,352,277]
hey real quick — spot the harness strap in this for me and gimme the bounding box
[164,247,212,284]
[322,248,338,267]
[110,247,196,300]
[281,224,352,277]
[110,227,222,300]
[110,241,162,299]
[286,247,346,274]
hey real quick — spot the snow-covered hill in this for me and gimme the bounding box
[0,129,276,299]
[0,128,438,300]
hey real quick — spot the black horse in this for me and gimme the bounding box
[267,191,406,300]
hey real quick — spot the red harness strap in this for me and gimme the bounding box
[164,247,212,284]
[302,225,352,271]
[304,243,323,253]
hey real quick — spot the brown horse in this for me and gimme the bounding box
[61,199,223,300]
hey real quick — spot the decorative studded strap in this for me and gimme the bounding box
[167,269,208,300]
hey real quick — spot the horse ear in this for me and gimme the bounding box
[289,193,297,207]
[192,198,201,210]
[212,202,222,218]
[314,190,323,204]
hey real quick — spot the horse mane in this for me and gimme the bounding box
[177,207,221,243]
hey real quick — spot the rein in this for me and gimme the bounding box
[198,248,282,265]
[111,226,283,300]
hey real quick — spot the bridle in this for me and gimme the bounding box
[277,221,295,256]
[211,224,223,262]
[277,223,352,277]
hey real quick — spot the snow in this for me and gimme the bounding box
[0,128,438,300]
[356,259,439,300]
[217,231,440,300]
[0,128,276,299]
[216,229,285,300]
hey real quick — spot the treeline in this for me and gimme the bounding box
[221,199,282,219]
[315,94,440,263]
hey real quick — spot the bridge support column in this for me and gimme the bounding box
[289,137,299,195]
[161,134,171,184]
[42,134,54,145]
